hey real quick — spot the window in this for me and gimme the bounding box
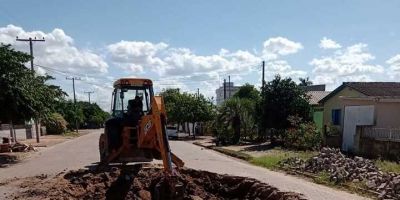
[331,109,341,125]
[112,86,153,117]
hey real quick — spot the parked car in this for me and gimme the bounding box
[166,125,178,139]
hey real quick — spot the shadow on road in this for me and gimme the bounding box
[0,154,18,168]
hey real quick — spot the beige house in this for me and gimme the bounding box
[319,82,400,156]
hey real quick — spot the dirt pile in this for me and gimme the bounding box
[279,147,400,199]
[7,165,304,200]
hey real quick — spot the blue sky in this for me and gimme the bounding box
[1,0,400,109]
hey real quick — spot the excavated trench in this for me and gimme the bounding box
[7,165,304,200]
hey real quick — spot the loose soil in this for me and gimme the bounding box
[5,165,304,200]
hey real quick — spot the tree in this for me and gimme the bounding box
[43,113,68,134]
[187,93,215,137]
[0,44,65,125]
[233,83,260,140]
[215,98,255,144]
[160,88,181,125]
[55,100,84,130]
[298,77,313,86]
[79,102,110,128]
[260,75,311,144]
[55,100,109,130]
[160,88,215,136]
[233,83,260,101]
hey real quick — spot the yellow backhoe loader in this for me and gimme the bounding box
[98,78,184,196]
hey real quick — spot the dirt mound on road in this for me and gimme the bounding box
[8,165,304,200]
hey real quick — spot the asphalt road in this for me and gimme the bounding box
[0,129,368,200]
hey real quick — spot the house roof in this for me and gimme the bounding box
[307,91,331,105]
[319,82,400,103]
[301,84,326,92]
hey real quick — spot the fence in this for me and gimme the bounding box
[362,127,400,142]
[358,127,400,160]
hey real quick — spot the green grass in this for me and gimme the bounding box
[212,147,252,161]
[375,160,400,173]
[313,171,333,185]
[62,131,80,137]
[249,148,317,170]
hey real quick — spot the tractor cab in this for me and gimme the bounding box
[111,78,154,118]
[100,78,156,163]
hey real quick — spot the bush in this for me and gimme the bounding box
[284,116,322,150]
[43,113,68,134]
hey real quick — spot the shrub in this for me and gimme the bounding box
[43,113,68,134]
[284,116,322,150]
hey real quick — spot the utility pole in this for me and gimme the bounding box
[228,75,231,98]
[197,88,200,98]
[223,79,226,100]
[16,36,45,143]
[84,91,94,104]
[16,36,45,72]
[262,61,265,90]
[66,77,81,133]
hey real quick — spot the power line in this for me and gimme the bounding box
[37,65,114,89]
[66,76,81,133]
[262,60,265,89]
[228,75,231,98]
[35,64,110,80]
[16,36,45,72]
[15,36,45,143]
[84,91,94,104]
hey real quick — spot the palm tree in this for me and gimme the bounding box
[299,77,313,86]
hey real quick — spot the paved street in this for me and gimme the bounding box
[171,140,367,200]
[0,130,367,200]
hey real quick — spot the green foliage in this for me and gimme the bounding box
[55,100,84,130]
[260,75,311,142]
[55,100,109,130]
[375,160,400,174]
[79,102,109,128]
[43,113,68,134]
[233,83,260,101]
[298,77,313,86]
[0,44,65,123]
[214,98,258,144]
[212,84,261,144]
[160,88,215,133]
[212,147,252,161]
[284,115,322,150]
[250,148,317,170]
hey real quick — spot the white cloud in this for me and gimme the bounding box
[386,54,400,78]
[107,40,167,67]
[262,37,303,60]
[107,42,262,77]
[0,24,311,108]
[311,43,384,86]
[319,37,341,49]
[265,60,307,80]
[0,24,108,74]
[106,37,305,100]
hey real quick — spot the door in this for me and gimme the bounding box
[342,105,374,152]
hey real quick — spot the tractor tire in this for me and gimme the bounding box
[99,133,107,162]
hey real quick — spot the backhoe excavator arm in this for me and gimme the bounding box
[137,96,184,173]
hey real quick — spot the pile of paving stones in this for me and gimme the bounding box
[279,147,400,199]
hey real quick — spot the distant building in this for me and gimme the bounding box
[215,82,240,105]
